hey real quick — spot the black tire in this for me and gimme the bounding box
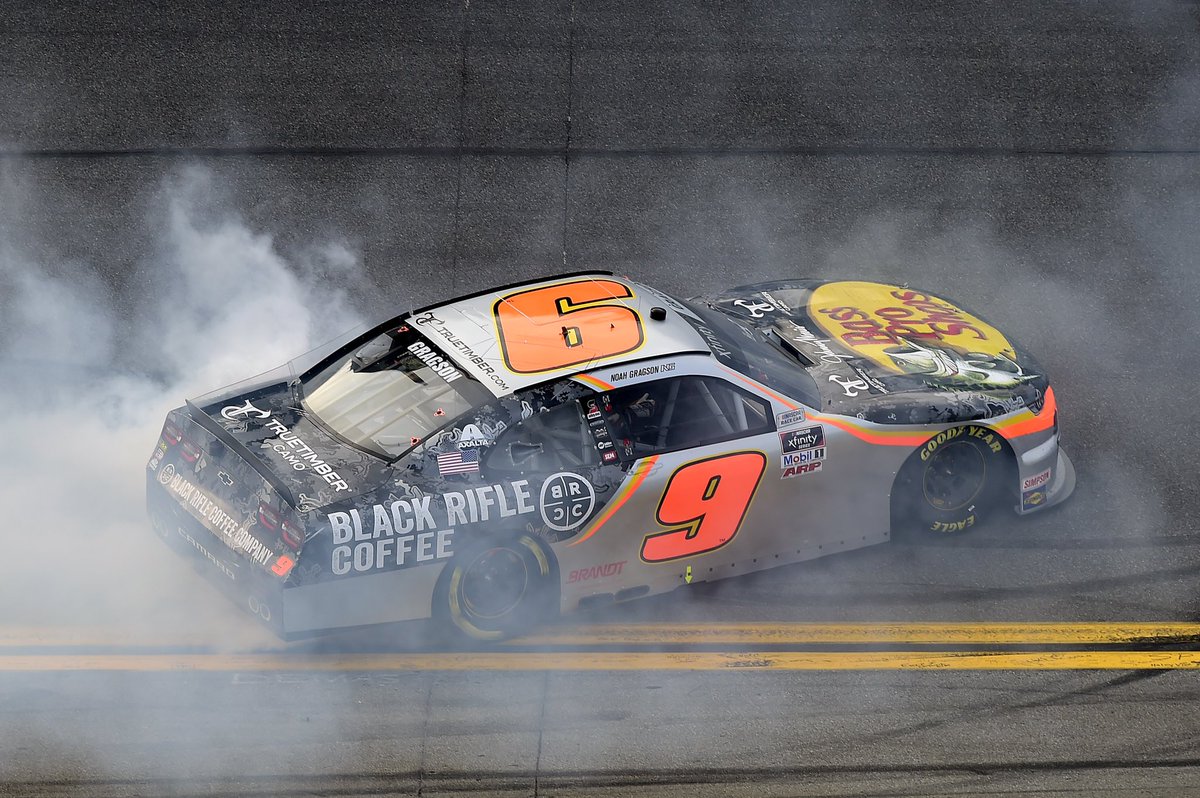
[435,533,555,642]
[892,424,1010,536]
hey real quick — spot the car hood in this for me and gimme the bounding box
[701,279,1050,421]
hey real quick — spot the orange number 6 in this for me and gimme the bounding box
[640,451,766,563]
[494,279,644,374]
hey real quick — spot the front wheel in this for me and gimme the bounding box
[435,534,555,642]
[892,425,1010,536]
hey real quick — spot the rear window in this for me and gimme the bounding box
[677,301,821,408]
[301,327,491,458]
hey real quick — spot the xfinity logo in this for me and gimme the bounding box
[780,426,825,453]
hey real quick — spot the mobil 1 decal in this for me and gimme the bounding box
[320,472,599,579]
[779,425,826,479]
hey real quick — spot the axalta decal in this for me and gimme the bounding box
[162,469,275,567]
[808,282,1030,388]
[326,474,598,576]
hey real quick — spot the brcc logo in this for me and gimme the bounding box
[221,400,271,421]
[539,472,596,533]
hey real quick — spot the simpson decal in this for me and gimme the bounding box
[808,282,1029,387]
[1023,468,1052,491]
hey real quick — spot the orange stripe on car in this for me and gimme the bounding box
[574,373,615,392]
[991,386,1058,440]
[569,455,659,547]
[714,364,800,410]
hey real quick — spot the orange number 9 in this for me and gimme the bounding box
[640,451,766,563]
[494,279,644,374]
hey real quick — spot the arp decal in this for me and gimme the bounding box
[494,279,645,374]
[808,282,1028,387]
[781,460,823,480]
[640,451,766,563]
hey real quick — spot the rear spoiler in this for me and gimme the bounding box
[185,399,297,507]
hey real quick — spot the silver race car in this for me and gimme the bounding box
[146,273,1074,640]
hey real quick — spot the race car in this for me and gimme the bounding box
[145,272,1075,640]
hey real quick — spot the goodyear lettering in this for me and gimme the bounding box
[930,515,975,533]
[919,425,1002,461]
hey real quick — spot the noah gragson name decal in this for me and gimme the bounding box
[262,418,351,492]
[326,480,539,576]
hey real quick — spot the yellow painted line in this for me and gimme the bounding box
[514,622,1200,646]
[6,622,1200,650]
[6,650,1200,672]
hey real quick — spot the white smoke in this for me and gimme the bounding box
[0,166,366,648]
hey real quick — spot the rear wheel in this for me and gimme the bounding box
[892,425,1010,536]
[435,534,555,642]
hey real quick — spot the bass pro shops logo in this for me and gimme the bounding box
[221,401,271,421]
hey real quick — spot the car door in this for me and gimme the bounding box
[558,372,790,600]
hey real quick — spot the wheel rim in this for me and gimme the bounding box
[922,440,987,512]
[460,548,529,620]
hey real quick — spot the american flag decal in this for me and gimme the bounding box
[437,448,480,475]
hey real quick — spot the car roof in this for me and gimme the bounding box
[403,271,711,397]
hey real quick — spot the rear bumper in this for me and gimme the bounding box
[147,473,287,636]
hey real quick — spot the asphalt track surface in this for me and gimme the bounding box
[4,2,1200,796]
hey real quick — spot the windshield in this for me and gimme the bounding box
[679,300,822,408]
[300,326,491,458]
